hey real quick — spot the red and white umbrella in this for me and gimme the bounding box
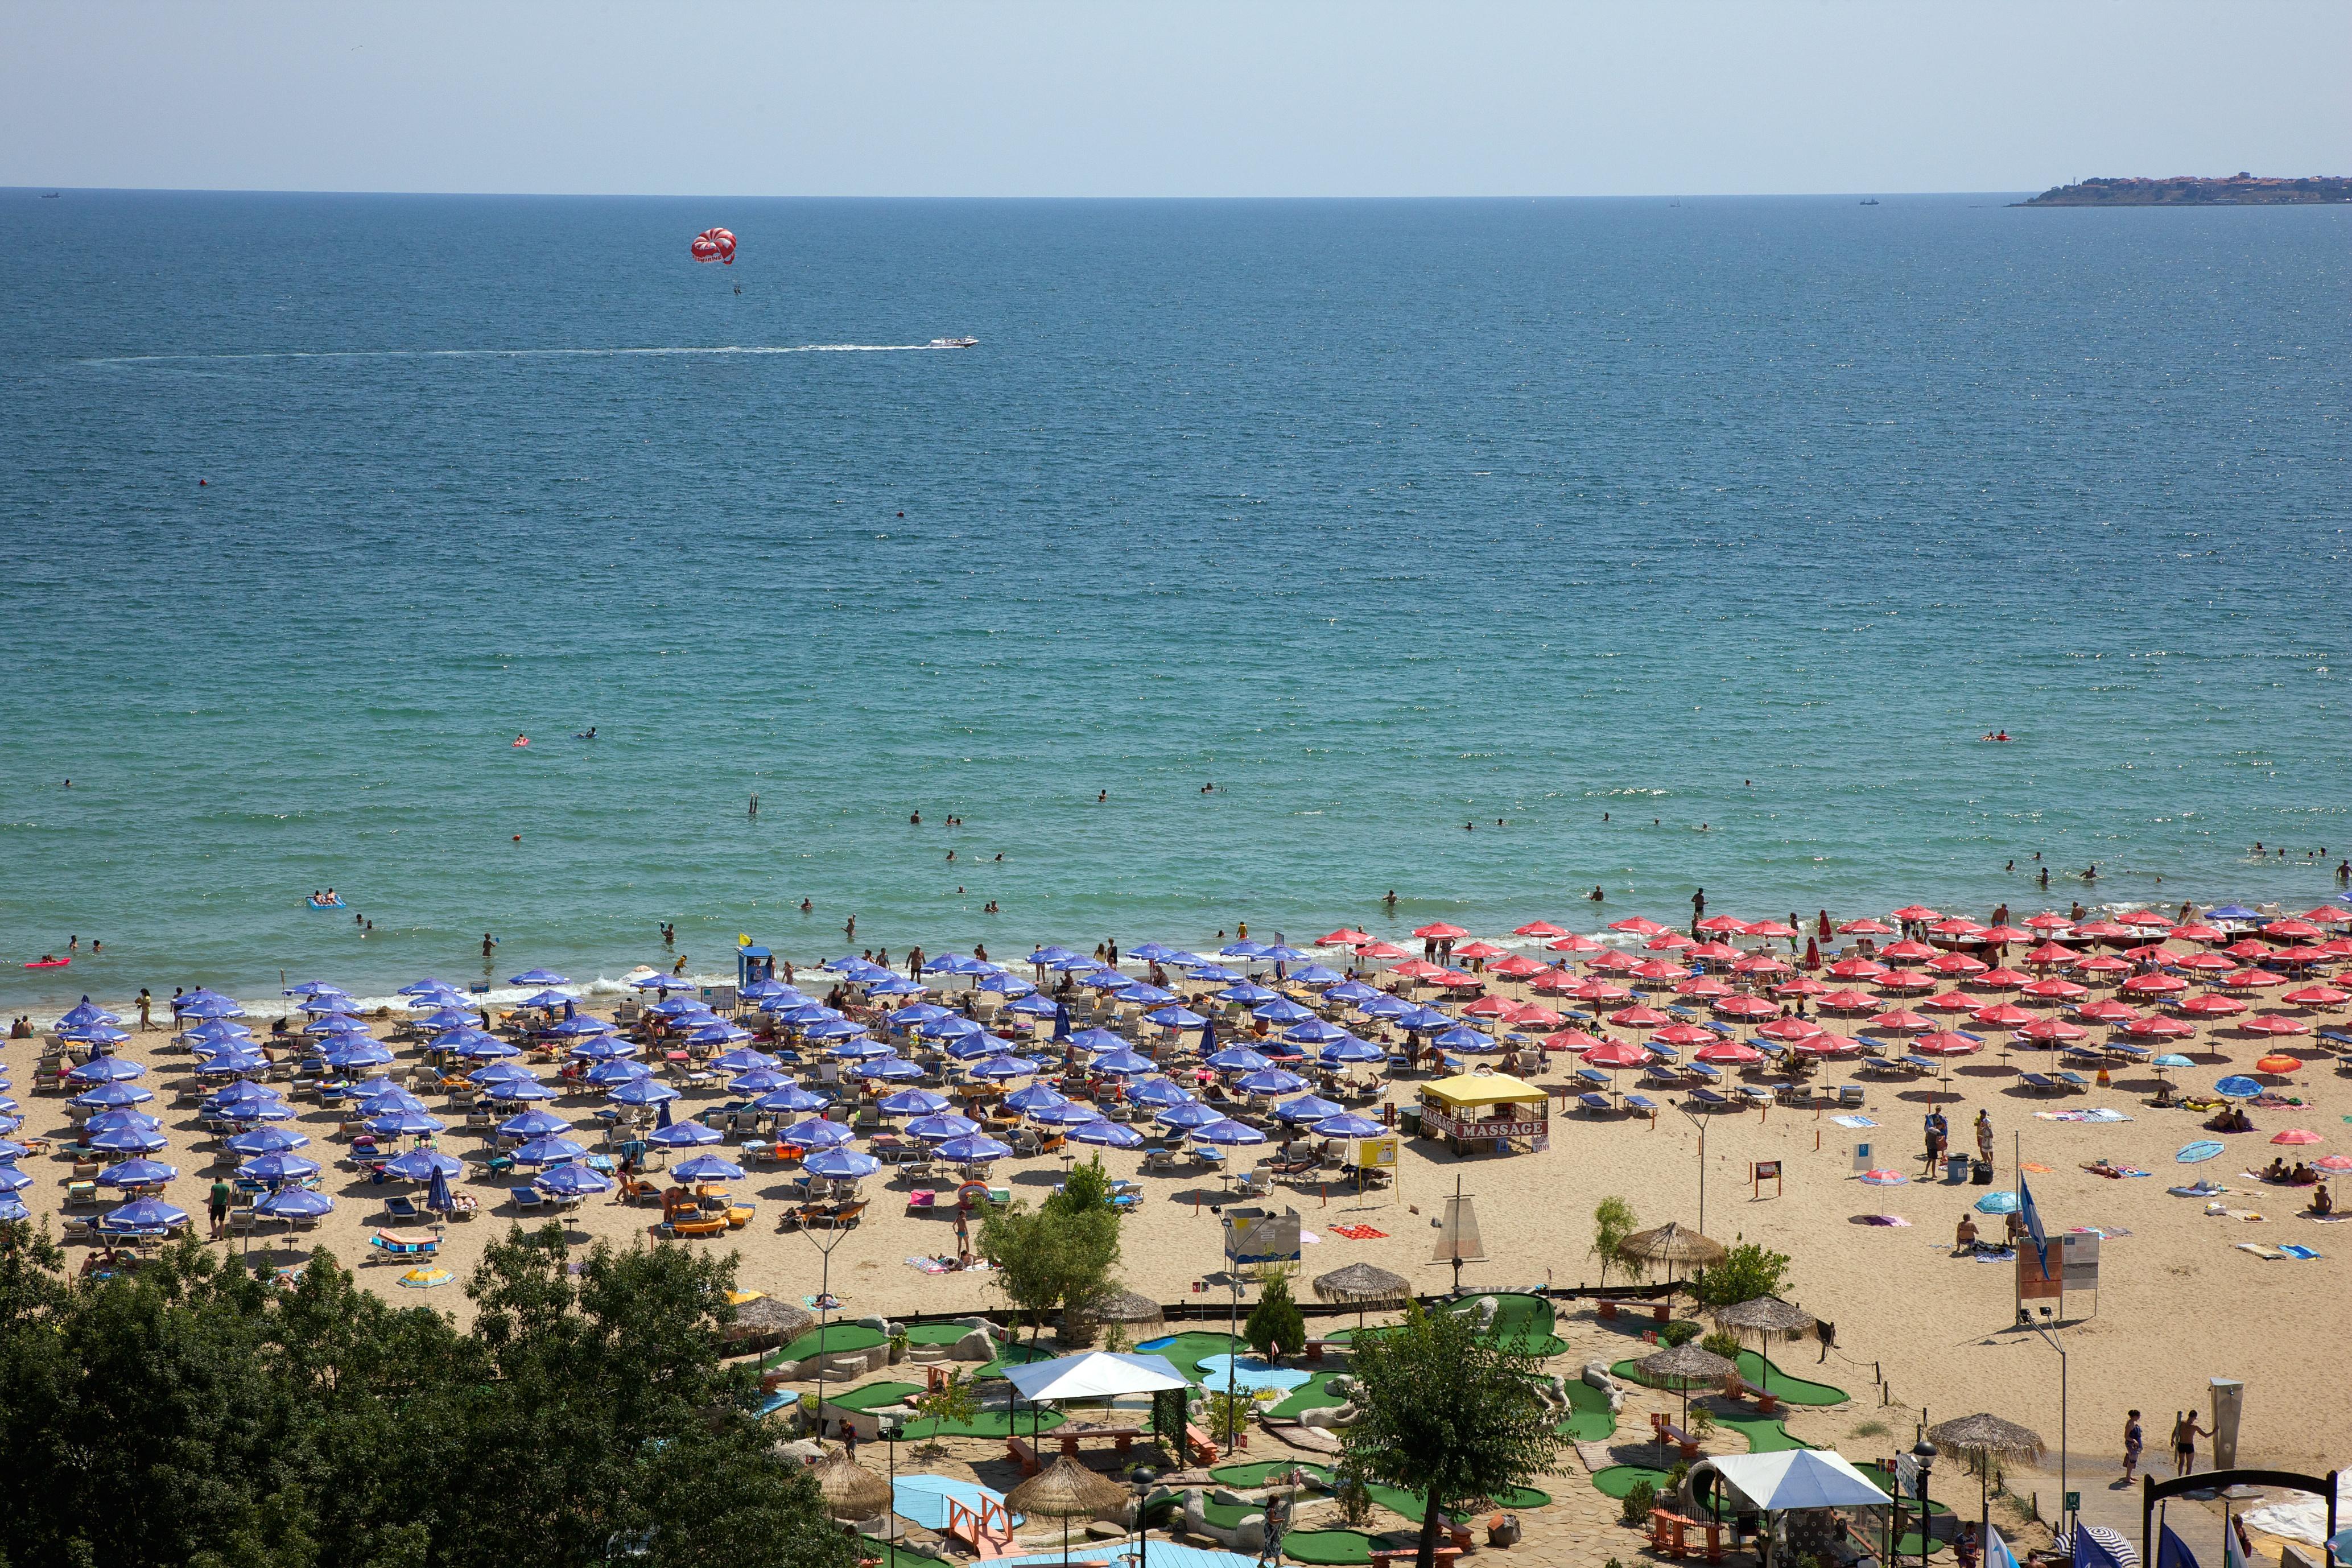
[1837,918,1896,936]
[1412,922,1470,940]
[2242,1015,2310,1038]
[1512,921,1570,939]
[1970,1003,2036,1028]
[1693,1041,1764,1065]
[1757,1016,1823,1042]
[1714,995,1778,1020]
[1868,1009,1936,1033]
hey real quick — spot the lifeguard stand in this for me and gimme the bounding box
[736,944,775,988]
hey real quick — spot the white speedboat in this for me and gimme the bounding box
[927,336,979,349]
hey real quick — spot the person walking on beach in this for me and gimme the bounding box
[2122,1410,2144,1482]
[2171,1411,2209,1476]
[1975,1110,1994,1165]
[1924,1109,1949,1171]
[137,989,152,1031]
[208,1177,232,1241]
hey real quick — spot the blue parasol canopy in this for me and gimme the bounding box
[261,1187,335,1219]
[803,1148,881,1179]
[672,1154,748,1182]
[1070,1120,1144,1148]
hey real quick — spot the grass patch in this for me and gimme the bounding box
[1283,1531,1375,1565]
[1608,1350,1848,1408]
[1714,1411,1809,1454]
[1557,1375,1616,1442]
[861,1540,948,1568]
[1590,1464,1672,1500]
[902,1322,987,1347]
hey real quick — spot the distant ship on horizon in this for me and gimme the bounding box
[1859,197,1880,206]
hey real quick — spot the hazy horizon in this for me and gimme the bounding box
[6,0,2346,199]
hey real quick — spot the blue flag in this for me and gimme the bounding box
[2020,1174,2050,1273]
[1987,1526,2023,1568]
[2158,1524,2201,1568]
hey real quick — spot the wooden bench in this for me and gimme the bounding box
[1720,1372,1781,1416]
[1649,1410,1701,1460]
[1649,1508,1725,1563]
[1005,1433,1042,1476]
[1303,1336,1339,1364]
[1182,1421,1223,1465]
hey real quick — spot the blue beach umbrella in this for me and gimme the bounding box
[781,1119,856,1150]
[819,1031,889,1056]
[72,1082,154,1109]
[570,1035,638,1061]
[608,1078,680,1106]
[0,1196,26,1222]
[95,1157,177,1188]
[1185,964,1242,985]
[649,1119,722,1149]
[323,1041,394,1071]
[946,1035,1003,1062]
[1111,982,1177,1006]
[977,972,1035,997]
[240,1153,324,1183]
[935,1133,1014,1162]
[227,1126,309,1156]
[1006,994,1062,1020]
[1221,942,1271,961]
[67,1057,145,1086]
[1206,1046,1270,1074]
[510,1135,589,1166]
[260,1187,335,1220]
[1218,983,1280,1006]
[1357,995,1413,1021]
[728,1068,792,1095]
[1319,1037,1387,1066]
[1283,1018,1348,1045]
[907,1113,983,1141]
[1070,1120,1144,1149]
[535,1163,613,1198]
[1975,1191,2021,1215]
[1125,1078,1195,1109]
[1324,980,1381,1005]
[1397,1005,1454,1031]
[1236,1068,1309,1096]
[1051,1002,1074,1043]
[1432,1025,1499,1054]
[1289,964,1345,987]
[488,1078,557,1102]
[1091,1050,1157,1077]
[1313,1113,1388,1138]
[197,1049,272,1077]
[858,1057,926,1082]
[59,997,119,1029]
[63,1023,133,1047]
[804,1148,881,1180]
[469,1060,539,1087]
[437,1028,513,1057]
[1276,1094,1346,1124]
[712,1047,779,1074]
[753,1085,828,1115]
[100,1196,191,1233]
[890,1003,955,1028]
[968,1055,1041,1081]
[1002,1083,1070,1114]
[584,1059,653,1087]
[548,1013,616,1039]
[516,989,572,1010]
[175,993,245,1020]
[2214,1075,2263,1099]
[508,969,571,987]
[497,1108,571,1140]
[366,1110,448,1138]
[181,1018,255,1046]
[88,1125,168,1154]
[0,1141,28,1163]
[1157,1102,1225,1130]
[1192,1119,1269,1146]
[1252,997,1314,1024]
[672,1154,748,1183]
[383,1149,463,1181]
[357,1086,431,1116]
[920,1016,986,1043]
[1068,1028,1127,1053]
[399,977,459,996]
[424,1163,457,1214]
[1030,1101,1108,1127]
[877,1088,952,1117]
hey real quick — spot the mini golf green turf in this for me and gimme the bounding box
[1429,1293,1568,1356]
[1590,1464,1672,1500]
[770,1323,888,1365]
[1212,1462,1315,1487]
[897,1404,1063,1439]
[831,1380,925,1411]
[1557,1375,1616,1441]
[902,1322,988,1346]
[973,1342,1058,1378]
[1608,1351,1848,1408]
[861,1540,949,1568]
[1715,1411,1810,1454]
[1265,1372,1348,1420]
[1282,1531,1374,1565]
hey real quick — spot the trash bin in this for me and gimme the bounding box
[1400,1108,1423,1137]
[1945,1153,1970,1184]
[1971,1158,1994,1185]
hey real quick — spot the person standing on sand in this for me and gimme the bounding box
[1975,1109,1994,1165]
[208,1177,232,1240]
[2171,1411,2209,1476]
[2120,1410,2144,1482]
[1924,1109,1949,1171]
[137,989,152,1031]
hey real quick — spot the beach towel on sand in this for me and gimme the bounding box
[1330,1224,1389,1240]
[2235,1243,2285,1260]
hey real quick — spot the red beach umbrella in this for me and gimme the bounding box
[2126,1015,2194,1040]
[1693,1041,1764,1065]
[1694,915,1754,935]
[1976,967,2032,988]
[1360,942,1410,960]
[1970,1003,2036,1028]
[2075,998,2140,1023]
[2242,1015,2310,1038]
[2281,984,2348,1007]
[1836,918,1896,936]
[1713,996,1777,1020]
[1881,939,1938,962]
[2268,1125,2320,1144]
[1875,970,1938,991]
[1489,954,1545,979]
[2121,972,2186,994]
[2021,977,2088,1000]
[2023,913,2076,931]
[1653,1022,1717,1047]
[1913,1031,1982,1057]
[1543,1028,1607,1052]
[1868,1009,1936,1033]
[1891,906,1942,923]
[2177,993,2246,1017]
[1743,920,1798,939]
[2024,942,2080,967]
[1732,954,1793,977]
[1644,932,1696,952]
[1611,1003,1672,1029]
[1757,1016,1823,1042]
[1675,976,1734,1000]
[1545,933,1603,955]
[1773,977,1831,998]
[1318,929,1374,947]
[1792,1032,1864,1057]
[1818,989,1879,1012]
[1921,991,1983,1013]
[1607,917,1669,938]
[2020,1018,2089,1043]
[1512,921,1569,939]
[1581,1040,1653,1069]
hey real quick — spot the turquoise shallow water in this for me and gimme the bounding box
[1,192,2345,1010]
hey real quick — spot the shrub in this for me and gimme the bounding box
[1701,1330,1745,1363]
[1690,1241,1790,1308]
[1656,1320,1701,1348]
[1620,1479,1656,1526]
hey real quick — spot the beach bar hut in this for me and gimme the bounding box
[1417,1071,1548,1154]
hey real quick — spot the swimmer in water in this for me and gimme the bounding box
[577,727,596,739]
[513,735,528,747]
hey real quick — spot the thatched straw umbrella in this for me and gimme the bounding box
[1068,1288,1163,1346]
[811,1445,894,1524]
[723,1293,816,1353]
[1926,1412,2045,1549]
[1007,1454,1128,1566]
[1312,1262,1412,1332]
[1709,1295,1817,1399]
[1636,1342,1737,1440]
[1618,1222,1726,1285]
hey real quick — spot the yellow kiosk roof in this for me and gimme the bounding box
[1422,1071,1542,1108]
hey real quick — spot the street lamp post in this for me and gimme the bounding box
[2028,1315,2069,1535]
[1912,1440,1937,1568]
[1131,1465,1159,1568]
[1676,1103,1710,1235]
[882,1420,903,1557]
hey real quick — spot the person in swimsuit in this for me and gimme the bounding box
[2122,1411,2143,1482]
[2171,1411,2209,1476]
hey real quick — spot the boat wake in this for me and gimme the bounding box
[82,343,953,366]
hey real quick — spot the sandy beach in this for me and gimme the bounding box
[10,903,2349,1501]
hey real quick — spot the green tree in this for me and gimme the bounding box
[977,1198,1121,1347]
[1243,1273,1306,1363]
[1043,1154,1113,1217]
[1339,1305,1563,1568]
[1691,1241,1790,1309]
[911,1367,979,1458]
[1590,1196,1640,1288]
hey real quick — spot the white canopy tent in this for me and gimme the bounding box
[1004,1351,1190,1402]
[1694,1450,1892,1512]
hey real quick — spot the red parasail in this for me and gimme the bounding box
[690,228,738,264]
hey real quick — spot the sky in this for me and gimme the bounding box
[5,0,2346,198]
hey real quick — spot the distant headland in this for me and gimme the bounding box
[2017,172,2351,207]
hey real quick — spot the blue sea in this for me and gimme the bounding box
[2,191,2346,1012]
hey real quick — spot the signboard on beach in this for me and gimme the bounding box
[1852,1142,1874,1173]
[1224,1207,1302,1265]
[2061,1232,2099,1290]
[2017,1242,2062,1301]
[1356,1135,1398,1170]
